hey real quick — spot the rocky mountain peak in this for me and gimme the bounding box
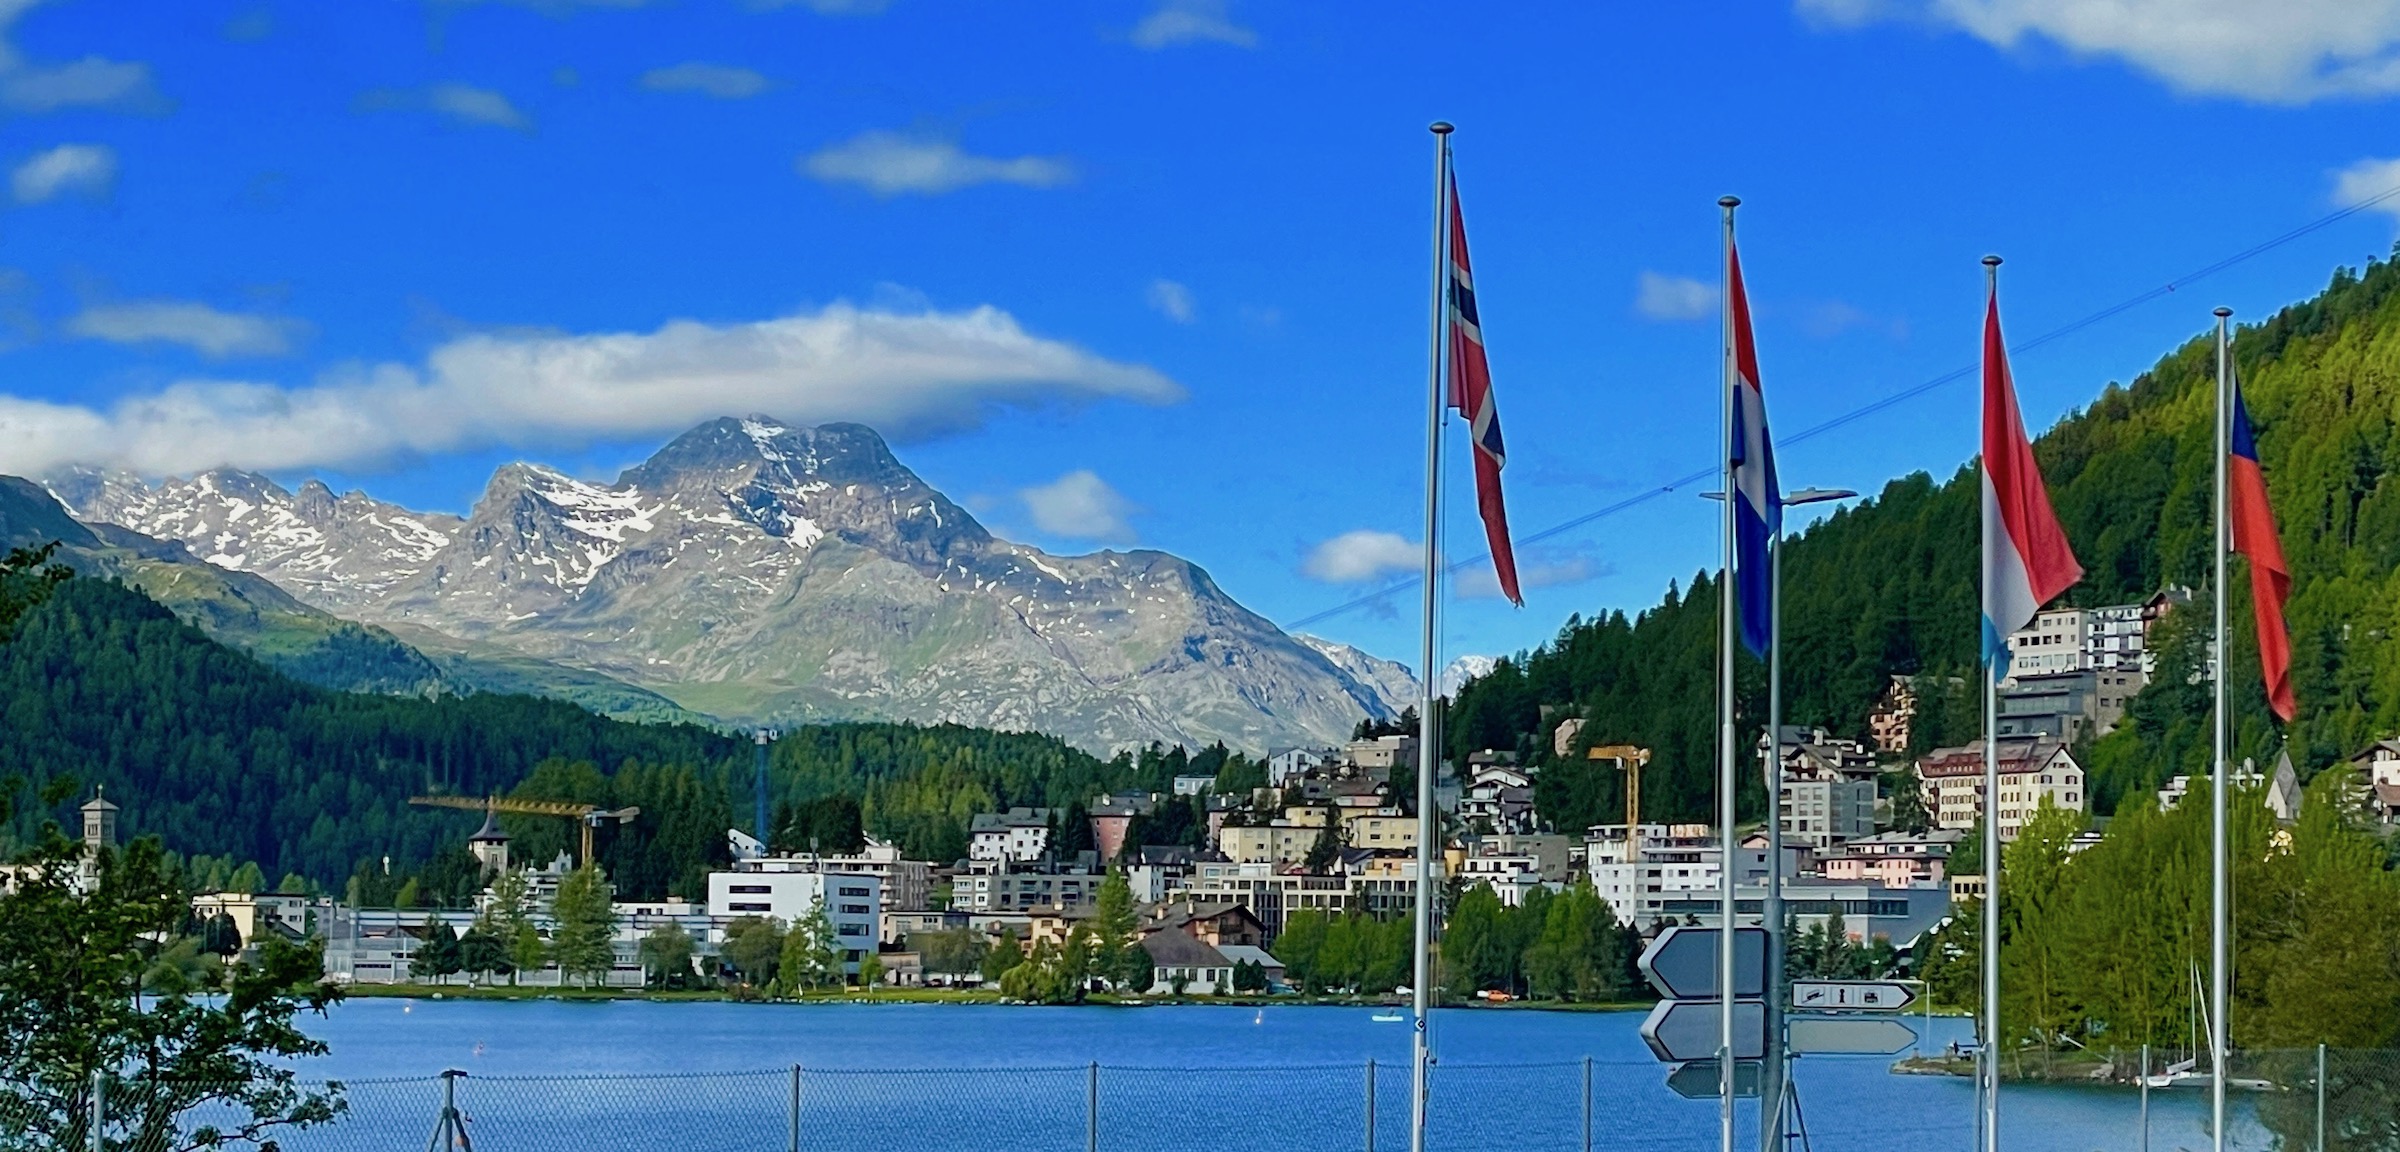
[35,417,1415,752]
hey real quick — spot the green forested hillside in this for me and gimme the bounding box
[0,557,1209,899]
[0,566,742,888]
[1452,246,2400,824]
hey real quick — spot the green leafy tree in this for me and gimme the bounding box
[779,897,843,993]
[720,916,785,987]
[458,927,510,985]
[637,922,696,988]
[0,831,345,1152]
[856,951,884,989]
[914,928,986,979]
[548,863,618,987]
[1273,909,1328,993]
[1090,870,1141,991]
[200,912,244,958]
[981,929,1026,985]
[414,920,464,985]
[1303,821,1343,873]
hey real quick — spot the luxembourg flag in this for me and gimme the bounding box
[1727,241,1778,657]
[1979,281,2082,675]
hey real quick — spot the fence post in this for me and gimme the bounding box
[788,1064,802,1152]
[1086,1062,1099,1152]
[1364,1059,1376,1152]
[2317,1043,2328,1152]
[1582,1056,1593,1152]
[2138,1044,2149,1152]
[88,1068,103,1152]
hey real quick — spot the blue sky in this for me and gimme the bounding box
[2,0,2399,674]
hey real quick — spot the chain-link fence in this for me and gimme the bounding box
[21,1048,2400,1152]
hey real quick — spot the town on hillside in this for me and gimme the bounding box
[87,587,2390,1001]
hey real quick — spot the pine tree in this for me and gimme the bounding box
[548,863,617,988]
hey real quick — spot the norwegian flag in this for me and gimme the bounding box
[1446,172,1521,606]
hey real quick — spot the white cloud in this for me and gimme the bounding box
[1302,529,1420,583]
[640,62,771,99]
[2335,156,2400,219]
[359,83,533,131]
[66,299,301,358]
[1147,279,1196,323]
[1132,0,1257,49]
[803,130,1072,197]
[0,2,164,114]
[0,302,1182,477]
[1635,271,1716,321]
[12,143,113,203]
[1797,0,2400,103]
[1019,469,1138,543]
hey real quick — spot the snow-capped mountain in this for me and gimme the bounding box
[48,466,462,613]
[1439,654,1499,697]
[1297,633,1419,717]
[52,418,1407,753]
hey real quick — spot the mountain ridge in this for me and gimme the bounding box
[49,418,1415,752]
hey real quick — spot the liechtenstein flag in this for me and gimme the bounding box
[2229,374,2297,721]
[1979,280,2083,675]
[1727,240,1778,656]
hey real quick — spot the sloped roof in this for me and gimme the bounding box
[1140,929,1229,969]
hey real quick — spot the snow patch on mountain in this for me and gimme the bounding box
[53,418,1399,753]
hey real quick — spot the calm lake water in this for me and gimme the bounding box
[284,1000,2268,1152]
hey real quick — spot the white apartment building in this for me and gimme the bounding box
[729,836,931,911]
[1583,824,1799,928]
[706,870,881,966]
[2005,608,2089,681]
[1914,738,2085,843]
[1267,747,1333,787]
[968,807,1053,862]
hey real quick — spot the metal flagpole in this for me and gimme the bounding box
[2211,305,2233,1152]
[1979,254,2004,1152]
[1717,194,1742,1152]
[1763,517,1786,1152]
[1410,119,1452,1152]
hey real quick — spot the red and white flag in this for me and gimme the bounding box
[1446,173,1520,606]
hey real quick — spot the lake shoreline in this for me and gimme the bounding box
[337,982,1656,1011]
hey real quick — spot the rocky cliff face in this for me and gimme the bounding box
[53,418,1416,752]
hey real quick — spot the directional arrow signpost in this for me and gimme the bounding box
[1639,925,1767,1000]
[1642,999,1769,1062]
[1787,1017,1917,1055]
[1639,925,1772,1107]
[1667,1059,1763,1100]
[1789,980,1918,1012]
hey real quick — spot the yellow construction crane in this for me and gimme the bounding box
[1587,744,1653,864]
[408,795,641,868]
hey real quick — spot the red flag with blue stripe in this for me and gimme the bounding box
[1447,173,1520,606]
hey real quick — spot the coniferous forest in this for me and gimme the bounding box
[0,553,1240,900]
[1451,246,2400,827]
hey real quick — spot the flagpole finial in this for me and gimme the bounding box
[1429,121,1453,135]
[1982,255,2002,268]
[2214,306,2233,318]
[1718,195,1740,209]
